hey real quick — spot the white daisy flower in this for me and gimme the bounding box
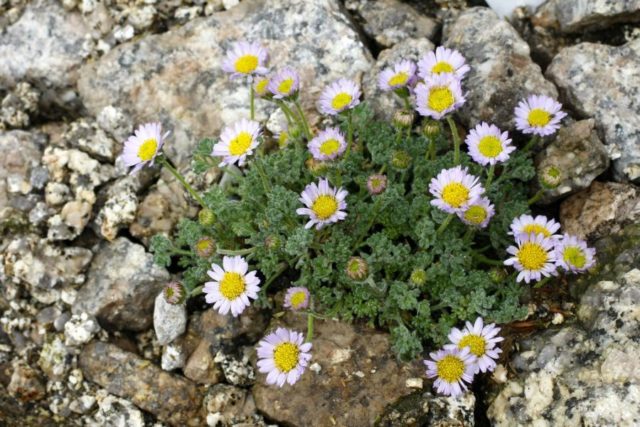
[203,256,260,317]
[504,233,558,283]
[221,41,268,79]
[268,67,300,99]
[554,234,596,273]
[308,127,347,161]
[429,166,485,214]
[417,46,470,80]
[283,287,310,311]
[253,76,271,98]
[446,317,503,374]
[509,214,561,239]
[318,78,361,116]
[296,178,348,230]
[121,122,168,174]
[378,59,417,92]
[211,118,261,167]
[257,328,312,387]
[457,197,495,228]
[514,94,567,137]
[465,122,515,166]
[424,346,477,397]
[414,74,466,120]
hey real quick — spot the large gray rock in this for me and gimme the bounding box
[73,237,170,331]
[78,0,373,168]
[536,0,640,33]
[443,7,558,130]
[0,0,91,109]
[546,39,640,183]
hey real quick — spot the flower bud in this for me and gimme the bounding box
[198,208,216,226]
[391,150,411,170]
[409,268,427,287]
[264,235,281,250]
[367,174,387,195]
[489,268,508,283]
[305,157,327,174]
[253,77,271,98]
[539,165,562,189]
[423,120,440,139]
[346,256,368,281]
[288,124,304,140]
[194,236,216,258]
[393,110,414,129]
[163,282,187,305]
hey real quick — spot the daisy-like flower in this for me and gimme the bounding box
[121,122,168,174]
[257,328,312,387]
[346,256,368,281]
[429,166,484,214]
[283,287,310,311]
[203,256,260,317]
[417,46,470,80]
[424,347,477,397]
[268,67,300,99]
[318,78,361,116]
[163,282,187,305]
[378,59,417,92]
[446,317,503,374]
[212,119,261,167]
[504,233,558,283]
[509,214,561,239]
[554,234,596,273]
[253,76,271,98]
[465,122,515,166]
[308,127,347,161]
[296,178,348,229]
[458,197,495,228]
[367,174,387,195]
[414,74,465,120]
[514,94,567,137]
[221,41,268,79]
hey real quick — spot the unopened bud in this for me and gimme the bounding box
[391,150,411,170]
[489,268,508,283]
[539,165,562,189]
[198,209,216,226]
[367,174,387,195]
[410,268,427,286]
[264,235,282,250]
[163,282,187,305]
[305,157,327,174]
[194,237,216,258]
[346,256,368,281]
[393,110,414,129]
[423,120,440,139]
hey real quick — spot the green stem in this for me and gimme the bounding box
[485,163,496,189]
[402,95,411,111]
[352,196,384,250]
[297,310,330,320]
[463,228,475,243]
[190,285,203,297]
[250,84,255,120]
[306,313,314,342]
[276,100,294,127]
[217,247,255,256]
[446,116,461,164]
[293,98,313,140]
[523,135,539,152]
[158,157,207,209]
[261,262,288,295]
[472,252,504,267]
[395,128,402,145]
[533,276,551,289]
[528,189,545,205]
[254,155,272,194]
[345,110,354,158]
[436,214,455,235]
[171,248,193,257]
[428,137,436,160]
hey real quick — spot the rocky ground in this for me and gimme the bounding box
[1,0,639,426]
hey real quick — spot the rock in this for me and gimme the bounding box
[64,312,101,346]
[184,340,224,385]
[93,176,139,241]
[91,391,145,427]
[38,335,71,380]
[363,38,435,121]
[485,0,546,18]
[73,237,170,331]
[0,0,91,109]
[153,292,187,345]
[252,315,427,427]
[80,342,203,426]
[536,0,640,33]
[161,342,187,371]
[7,361,46,402]
[62,118,118,162]
[190,305,269,348]
[96,105,134,142]
[77,0,373,168]
[344,0,438,48]
[204,384,257,425]
[546,39,640,182]
[535,119,609,204]
[47,199,93,241]
[0,130,43,206]
[376,391,475,426]
[488,262,640,426]
[215,347,255,387]
[45,182,71,206]
[443,7,558,130]
[0,82,40,129]
[559,181,640,240]
[69,394,96,415]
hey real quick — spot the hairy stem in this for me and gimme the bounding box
[446,116,461,164]
[158,157,207,208]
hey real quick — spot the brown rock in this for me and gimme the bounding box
[204,384,257,423]
[79,341,204,426]
[7,361,45,403]
[184,340,223,385]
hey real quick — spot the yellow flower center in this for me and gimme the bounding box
[477,136,503,158]
[427,87,455,113]
[138,138,158,161]
[441,182,470,208]
[463,205,487,225]
[273,342,300,373]
[255,78,269,96]
[431,61,455,74]
[195,239,214,254]
[517,242,548,271]
[388,72,409,87]
[331,92,352,111]
[234,54,259,74]
[522,224,551,238]
[290,291,307,308]
[563,246,587,269]
[527,108,551,127]
[278,131,289,148]
[219,272,246,300]
[228,132,253,156]
[311,195,338,220]
[458,334,486,357]
[319,139,341,156]
[278,78,295,95]
[436,355,465,383]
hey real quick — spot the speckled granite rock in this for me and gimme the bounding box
[488,264,640,426]
[535,119,609,204]
[78,0,373,168]
[377,391,475,426]
[363,38,435,121]
[80,342,203,426]
[559,181,640,240]
[344,0,438,48]
[73,237,170,331]
[536,0,640,33]
[547,39,640,183]
[0,0,91,109]
[153,292,187,345]
[93,176,139,241]
[443,7,558,130]
[0,82,40,129]
[0,130,44,210]
[252,314,430,427]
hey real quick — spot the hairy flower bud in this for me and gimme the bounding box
[305,157,327,174]
[391,150,411,170]
[393,110,414,129]
[346,257,368,281]
[423,120,440,139]
[539,165,562,189]
[367,174,387,195]
[198,208,216,226]
[194,236,216,258]
[410,268,427,287]
[264,235,281,250]
[163,282,187,305]
[489,268,508,283]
